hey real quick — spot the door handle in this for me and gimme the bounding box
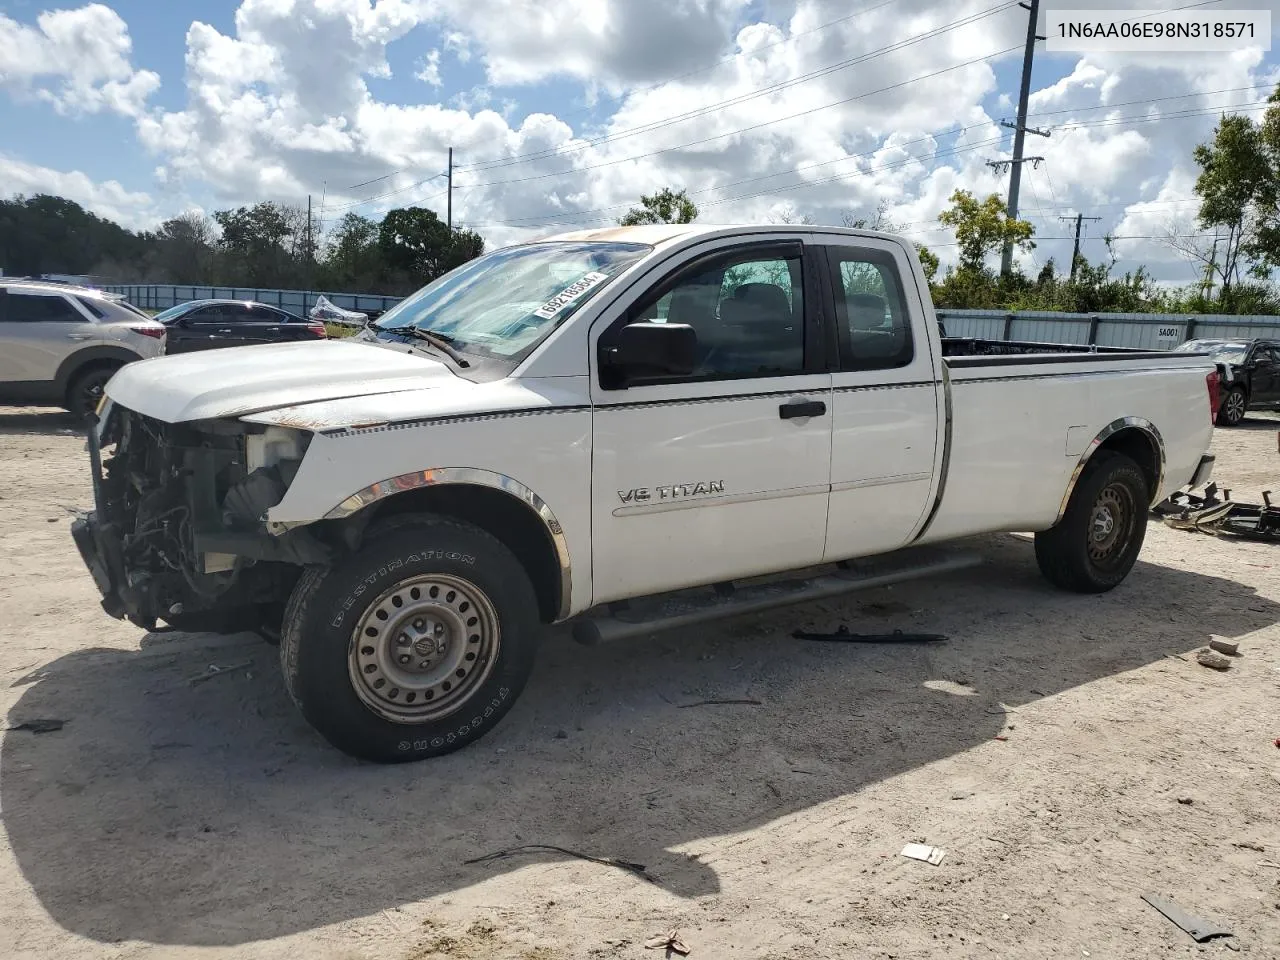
[779,398,827,419]
[216,328,233,334]
[65,334,93,341]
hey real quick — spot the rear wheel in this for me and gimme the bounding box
[1035,451,1149,593]
[66,364,120,422]
[280,516,540,763]
[1217,386,1247,426]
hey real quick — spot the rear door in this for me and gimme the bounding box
[1249,343,1280,403]
[0,290,102,384]
[234,304,287,345]
[818,239,944,561]
[265,307,319,343]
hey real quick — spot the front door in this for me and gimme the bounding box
[0,289,102,384]
[169,304,238,353]
[819,240,943,561]
[588,240,833,606]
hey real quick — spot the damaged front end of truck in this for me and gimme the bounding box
[70,402,331,633]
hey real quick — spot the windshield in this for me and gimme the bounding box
[373,241,652,359]
[154,303,194,323]
[1175,339,1249,364]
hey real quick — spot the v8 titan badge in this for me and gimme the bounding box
[533,272,609,320]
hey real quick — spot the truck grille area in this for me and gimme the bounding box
[90,407,254,628]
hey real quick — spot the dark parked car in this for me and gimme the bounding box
[1173,337,1280,426]
[154,300,327,354]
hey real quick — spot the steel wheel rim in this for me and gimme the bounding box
[1226,390,1246,422]
[348,573,500,723]
[1088,482,1136,568]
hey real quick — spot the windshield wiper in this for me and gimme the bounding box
[380,324,470,368]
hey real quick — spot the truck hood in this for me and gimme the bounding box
[104,340,456,423]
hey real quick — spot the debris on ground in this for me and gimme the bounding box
[463,844,654,883]
[1141,893,1234,943]
[1177,797,1194,805]
[3,718,65,733]
[185,661,254,686]
[1233,841,1266,852]
[1209,639,1240,656]
[900,843,946,865]
[1155,485,1280,542]
[677,698,762,708]
[644,929,690,955]
[792,626,948,643]
[1195,648,1232,671]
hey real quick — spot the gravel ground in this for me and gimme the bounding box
[0,405,1277,960]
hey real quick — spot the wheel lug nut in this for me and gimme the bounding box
[420,660,431,668]
[414,619,424,629]
[398,654,411,664]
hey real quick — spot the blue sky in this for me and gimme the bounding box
[0,0,1277,281]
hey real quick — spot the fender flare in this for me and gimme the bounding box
[1056,417,1166,523]
[323,467,573,620]
[55,345,143,396]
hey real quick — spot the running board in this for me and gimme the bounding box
[570,547,983,645]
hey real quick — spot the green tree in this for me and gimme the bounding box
[320,213,382,288]
[937,189,1035,272]
[619,187,697,226]
[212,202,298,285]
[154,211,215,284]
[1188,113,1272,292]
[378,207,485,288]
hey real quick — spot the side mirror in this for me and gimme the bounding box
[603,322,697,385]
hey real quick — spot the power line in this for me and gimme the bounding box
[459,1,1019,173]
[460,97,1267,230]
[454,43,1022,193]
[352,0,904,189]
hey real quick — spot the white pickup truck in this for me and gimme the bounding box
[71,224,1219,762]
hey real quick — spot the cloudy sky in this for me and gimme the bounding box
[1,0,1277,283]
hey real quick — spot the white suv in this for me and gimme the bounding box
[0,279,166,419]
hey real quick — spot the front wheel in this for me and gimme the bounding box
[1217,386,1247,426]
[1035,451,1149,593]
[67,365,119,422]
[280,516,540,762]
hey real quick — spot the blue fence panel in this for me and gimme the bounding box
[102,283,406,316]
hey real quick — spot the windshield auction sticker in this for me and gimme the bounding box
[533,272,610,320]
[1046,9,1271,52]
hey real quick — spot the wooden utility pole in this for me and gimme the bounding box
[447,147,453,233]
[1058,213,1101,280]
[998,0,1048,279]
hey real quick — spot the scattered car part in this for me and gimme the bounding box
[791,626,948,643]
[901,843,946,865]
[1208,638,1239,656]
[1140,893,1233,943]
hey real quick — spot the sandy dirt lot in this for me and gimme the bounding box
[1,405,1278,960]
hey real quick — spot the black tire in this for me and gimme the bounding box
[1035,451,1149,593]
[66,364,120,422]
[280,515,540,763]
[1217,385,1247,426]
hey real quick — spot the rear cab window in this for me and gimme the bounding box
[823,246,914,371]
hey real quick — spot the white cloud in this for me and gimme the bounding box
[4,0,1280,283]
[416,49,442,86]
[0,154,156,228]
[0,3,159,116]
